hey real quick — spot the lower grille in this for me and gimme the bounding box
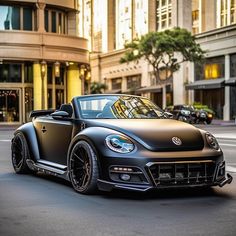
[148,161,216,186]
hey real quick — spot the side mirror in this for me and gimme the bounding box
[51,111,71,119]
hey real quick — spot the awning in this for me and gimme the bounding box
[104,89,121,94]
[137,85,162,93]
[225,77,236,86]
[185,78,225,90]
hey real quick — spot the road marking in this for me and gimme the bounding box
[0,140,11,142]
[220,143,236,147]
[226,166,236,173]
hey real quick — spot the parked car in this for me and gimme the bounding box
[11,95,232,194]
[193,105,214,124]
[171,105,197,123]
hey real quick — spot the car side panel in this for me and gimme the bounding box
[34,116,73,165]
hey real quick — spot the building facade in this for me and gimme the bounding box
[0,0,89,124]
[83,0,236,120]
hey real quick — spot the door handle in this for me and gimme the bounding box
[41,126,47,133]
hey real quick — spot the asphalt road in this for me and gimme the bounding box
[0,127,236,236]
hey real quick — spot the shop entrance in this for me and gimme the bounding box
[0,89,20,123]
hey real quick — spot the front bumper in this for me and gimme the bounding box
[97,158,233,192]
[97,173,233,192]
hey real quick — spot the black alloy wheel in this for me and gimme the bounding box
[11,132,31,174]
[69,141,98,194]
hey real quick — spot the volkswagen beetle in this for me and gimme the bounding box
[11,94,232,194]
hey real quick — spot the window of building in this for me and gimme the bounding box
[78,0,92,50]
[47,65,53,84]
[0,5,35,31]
[23,7,32,30]
[195,57,225,81]
[0,89,20,122]
[47,89,53,109]
[44,9,67,34]
[56,89,64,109]
[0,64,22,83]
[111,78,122,90]
[192,9,199,34]
[230,54,236,77]
[25,87,33,122]
[24,63,33,83]
[127,75,141,90]
[116,0,132,49]
[134,0,148,38]
[156,0,172,31]
[217,0,236,27]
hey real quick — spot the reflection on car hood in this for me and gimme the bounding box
[86,119,204,151]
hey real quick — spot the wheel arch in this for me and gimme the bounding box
[14,122,40,162]
[67,126,121,172]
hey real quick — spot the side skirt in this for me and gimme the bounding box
[26,159,69,180]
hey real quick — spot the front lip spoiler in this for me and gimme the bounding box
[218,173,233,187]
[97,179,152,192]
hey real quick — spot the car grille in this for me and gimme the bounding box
[148,161,216,186]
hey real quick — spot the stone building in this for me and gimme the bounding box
[0,0,89,124]
[82,0,236,120]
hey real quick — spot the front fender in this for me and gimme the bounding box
[67,126,122,161]
[14,122,40,162]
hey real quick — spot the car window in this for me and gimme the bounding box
[76,95,165,119]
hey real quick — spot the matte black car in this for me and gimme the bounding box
[11,95,232,194]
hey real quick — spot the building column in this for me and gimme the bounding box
[36,0,46,32]
[67,64,81,102]
[224,54,230,121]
[33,62,48,110]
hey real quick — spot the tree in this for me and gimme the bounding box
[90,81,107,94]
[120,27,205,84]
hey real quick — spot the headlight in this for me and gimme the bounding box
[105,134,134,153]
[205,132,219,150]
[181,110,190,115]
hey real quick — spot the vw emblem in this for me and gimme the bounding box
[172,137,182,146]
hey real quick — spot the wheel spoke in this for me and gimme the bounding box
[16,158,23,168]
[73,153,84,164]
[81,173,89,187]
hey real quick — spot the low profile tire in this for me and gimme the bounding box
[69,140,99,194]
[11,132,31,174]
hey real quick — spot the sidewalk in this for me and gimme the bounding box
[0,125,20,131]
[211,119,236,126]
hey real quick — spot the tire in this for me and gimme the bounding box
[178,115,187,122]
[69,140,99,194]
[11,132,31,174]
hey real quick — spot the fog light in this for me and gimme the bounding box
[120,174,131,181]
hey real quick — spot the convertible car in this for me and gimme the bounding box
[11,95,232,194]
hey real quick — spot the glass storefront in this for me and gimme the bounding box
[194,88,224,119]
[0,90,20,122]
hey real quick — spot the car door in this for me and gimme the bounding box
[34,116,73,165]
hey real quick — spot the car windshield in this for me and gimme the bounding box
[76,95,165,119]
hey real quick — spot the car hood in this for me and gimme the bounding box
[86,119,204,151]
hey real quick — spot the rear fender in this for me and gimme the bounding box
[15,122,40,162]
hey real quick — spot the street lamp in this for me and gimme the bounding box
[54,61,60,77]
[41,60,46,109]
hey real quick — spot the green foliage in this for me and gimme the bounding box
[90,82,107,94]
[193,102,215,114]
[120,27,205,83]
